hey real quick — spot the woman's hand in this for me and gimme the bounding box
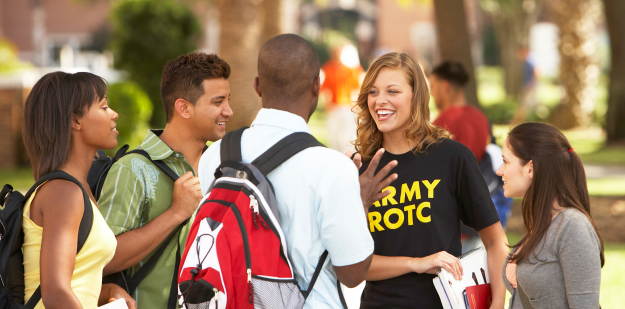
[410,251,463,281]
[100,284,137,309]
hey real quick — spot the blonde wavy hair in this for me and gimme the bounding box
[354,52,450,161]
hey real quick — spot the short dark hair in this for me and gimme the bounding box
[257,34,320,102]
[160,52,231,122]
[431,61,469,88]
[22,71,107,179]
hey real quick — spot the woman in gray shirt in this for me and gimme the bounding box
[495,122,604,309]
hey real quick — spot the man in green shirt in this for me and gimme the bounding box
[98,53,232,309]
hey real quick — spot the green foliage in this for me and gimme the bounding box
[109,0,201,128]
[483,101,517,124]
[106,81,153,155]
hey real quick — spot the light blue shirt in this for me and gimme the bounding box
[198,108,374,308]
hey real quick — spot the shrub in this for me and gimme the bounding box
[106,81,153,155]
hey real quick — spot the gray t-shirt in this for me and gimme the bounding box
[503,208,602,309]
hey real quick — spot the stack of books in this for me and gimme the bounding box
[433,247,492,309]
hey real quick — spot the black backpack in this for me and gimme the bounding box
[88,145,187,309]
[0,171,93,309]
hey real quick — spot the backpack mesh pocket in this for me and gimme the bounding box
[252,276,306,309]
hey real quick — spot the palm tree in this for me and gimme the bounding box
[548,0,601,129]
[219,0,284,131]
[433,0,481,108]
[604,0,625,143]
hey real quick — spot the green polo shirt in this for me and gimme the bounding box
[99,130,194,309]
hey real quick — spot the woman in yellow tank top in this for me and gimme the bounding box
[21,72,136,309]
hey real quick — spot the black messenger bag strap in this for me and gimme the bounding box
[303,250,328,299]
[251,132,324,176]
[25,170,93,309]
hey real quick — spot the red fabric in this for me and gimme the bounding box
[179,186,295,309]
[321,59,361,107]
[433,105,490,162]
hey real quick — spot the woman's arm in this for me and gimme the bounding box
[365,252,463,281]
[478,222,509,309]
[558,216,601,308]
[34,180,85,309]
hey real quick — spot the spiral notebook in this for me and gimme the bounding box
[433,247,492,309]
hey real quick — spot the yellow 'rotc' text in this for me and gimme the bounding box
[368,180,440,232]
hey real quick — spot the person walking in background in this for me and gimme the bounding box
[430,61,490,162]
[429,62,513,251]
[198,34,374,308]
[351,53,508,309]
[498,122,603,308]
[21,72,136,309]
[98,53,232,309]
[321,42,363,154]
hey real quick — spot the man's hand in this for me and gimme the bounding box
[169,171,203,222]
[100,283,137,309]
[346,148,398,213]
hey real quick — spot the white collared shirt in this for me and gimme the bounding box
[198,108,374,308]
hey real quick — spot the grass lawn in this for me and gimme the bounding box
[507,233,624,308]
[0,167,34,192]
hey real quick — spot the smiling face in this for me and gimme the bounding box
[191,78,232,142]
[367,67,414,135]
[78,96,119,150]
[497,138,533,198]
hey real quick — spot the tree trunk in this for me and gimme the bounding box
[218,0,283,132]
[260,0,283,46]
[219,0,264,132]
[548,0,601,129]
[433,0,480,108]
[604,0,625,144]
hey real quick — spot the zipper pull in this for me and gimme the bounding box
[212,287,219,308]
[250,195,259,229]
[247,268,254,304]
[249,195,259,214]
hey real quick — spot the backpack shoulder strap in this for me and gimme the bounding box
[124,149,179,181]
[24,170,94,309]
[251,132,324,175]
[29,170,93,253]
[220,127,248,163]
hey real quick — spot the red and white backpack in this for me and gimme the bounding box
[177,128,336,309]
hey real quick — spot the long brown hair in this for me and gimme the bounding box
[507,122,604,266]
[22,72,107,179]
[354,52,450,160]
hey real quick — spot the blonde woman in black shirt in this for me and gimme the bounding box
[351,53,509,308]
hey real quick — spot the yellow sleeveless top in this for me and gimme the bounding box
[22,183,117,309]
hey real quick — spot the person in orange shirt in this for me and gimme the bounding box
[321,44,363,153]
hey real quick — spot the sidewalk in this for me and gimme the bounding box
[584,164,625,179]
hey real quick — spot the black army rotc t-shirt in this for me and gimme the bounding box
[359,139,499,309]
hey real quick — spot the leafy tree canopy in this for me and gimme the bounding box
[109,0,201,128]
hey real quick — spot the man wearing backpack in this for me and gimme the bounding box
[97,52,232,309]
[197,34,374,308]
